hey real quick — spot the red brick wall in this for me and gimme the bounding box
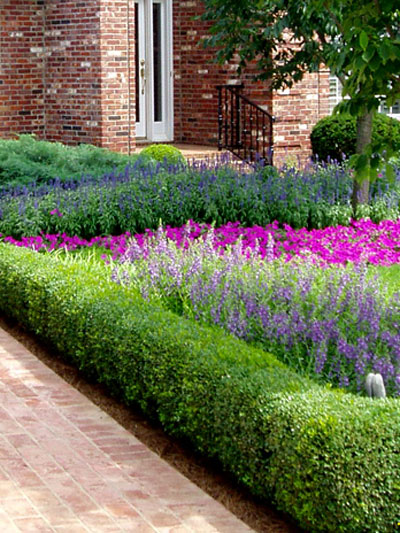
[272,69,330,164]
[98,0,135,153]
[173,0,272,146]
[0,0,45,138]
[44,0,102,146]
[0,0,330,160]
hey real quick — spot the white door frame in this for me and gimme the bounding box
[135,0,173,142]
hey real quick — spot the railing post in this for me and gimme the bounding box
[255,109,260,158]
[230,88,234,150]
[217,86,223,151]
[224,87,229,149]
[243,102,247,161]
[235,87,241,149]
[249,107,254,161]
[269,115,276,166]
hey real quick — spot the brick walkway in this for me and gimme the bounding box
[0,327,254,533]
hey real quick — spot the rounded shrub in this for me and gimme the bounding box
[138,144,185,165]
[311,113,400,161]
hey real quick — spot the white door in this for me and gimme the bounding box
[135,0,173,142]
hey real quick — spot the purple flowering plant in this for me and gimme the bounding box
[1,158,400,240]
[110,220,400,397]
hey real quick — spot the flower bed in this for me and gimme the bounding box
[1,153,399,531]
[1,158,400,239]
[3,219,400,396]
[110,222,400,397]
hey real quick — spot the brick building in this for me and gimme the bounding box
[0,0,331,161]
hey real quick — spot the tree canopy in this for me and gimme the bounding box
[201,0,400,208]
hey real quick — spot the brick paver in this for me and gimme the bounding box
[0,327,254,532]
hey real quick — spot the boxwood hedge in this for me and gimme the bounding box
[0,244,398,533]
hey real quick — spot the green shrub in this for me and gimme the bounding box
[310,113,400,161]
[0,244,398,533]
[138,143,185,165]
[0,134,138,187]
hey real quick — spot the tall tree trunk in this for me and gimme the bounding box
[351,110,373,213]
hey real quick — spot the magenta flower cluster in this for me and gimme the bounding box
[144,218,400,266]
[3,217,400,266]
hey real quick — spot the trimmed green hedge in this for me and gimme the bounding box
[0,244,399,533]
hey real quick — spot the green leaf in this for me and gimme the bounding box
[362,45,376,63]
[385,163,396,182]
[356,165,371,183]
[368,165,378,182]
[370,155,380,170]
[368,53,382,72]
[350,153,371,183]
[354,54,366,69]
[378,41,392,62]
[393,45,400,59]
[359,31,369,51]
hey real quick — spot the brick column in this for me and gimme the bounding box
[44,0,103,145]
[0,0,45,138]
[99,0,135,153]
[272,69,330,165]
[44,0,135,152]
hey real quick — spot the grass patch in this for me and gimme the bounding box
[374,263,400,293]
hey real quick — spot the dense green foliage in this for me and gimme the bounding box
[311,113,400,161]
[0,244,398,533]
[0,135,138,187]
[138,144,185,165]
[201,0,400,109]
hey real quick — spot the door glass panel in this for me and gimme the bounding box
[135,2,140,123]
[134,0,171,140]
[153,2,162,123]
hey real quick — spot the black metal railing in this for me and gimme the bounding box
[217,84,275,165]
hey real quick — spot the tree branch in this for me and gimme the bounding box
[373,0,396,39]
[322,1,345,34]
